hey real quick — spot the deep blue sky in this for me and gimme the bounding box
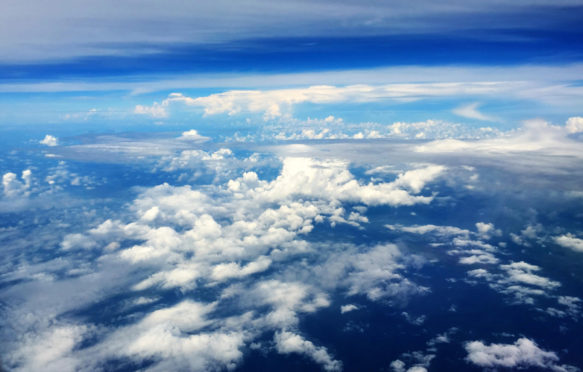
[2,31,583,81]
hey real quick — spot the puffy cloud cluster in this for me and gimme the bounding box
[134,102,168,118]
[386,222,499,265]
[39,134,58,147]
[265,118,503,143]
[465,338,577,371]
[2,169,32,198]
[466,260,565,306]
[384,219,578,314]
[155,147,271,185]
[4,155,444,371]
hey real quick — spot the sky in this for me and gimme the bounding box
[1,0,582,130]
[1,1,583,372]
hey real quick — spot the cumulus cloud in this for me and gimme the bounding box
[465,338,577,371]
[275,331,342,371]
[2,170,32,198]
[565,117,583,134]
[178,129,210,141]
[475,222,501,239]
[4,152,437,371]
[40,134,58,146]
[269,118,501,143]
[554,234,583,252]
[251,157,444,207]
[452,102,496,121]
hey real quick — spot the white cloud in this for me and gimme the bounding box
[465,338,577,371]
[565,117,583,134]
[557,296,582,317]
[390,350,435,372]
[466,259,564,306]
[475,222,501,239]
[386,224,470,237]
[554,234,583,252]
[134,102,168,118]
[40,134,59,147]
[61,233,98,250]
[139,83,513,120]
[402,312,426,326]
[269,118,499,143]
[406,367,428,372]
[342,244,428,301]
[247,280,330,328]
[178,129,209,141]
[392,165,445,193]
[0,150,443,371]
[340,304,358,314]
[500,262,561,290]
[254,158,444,207]
[4,64,583,102]
[416,119,583,159]
[274,331,342,372]
[391,360,430,372]
[458,251,499,265]
[2,170,32,198]
[210,256,272,282]
[7,324,88,372]
[452,102,496,121]
[96,300,246,371]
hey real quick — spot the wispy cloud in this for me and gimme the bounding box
[135,83,515,119]
[452,102,497,121]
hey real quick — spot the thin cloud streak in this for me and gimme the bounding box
[1,64,583,94]
[453,102,497,122]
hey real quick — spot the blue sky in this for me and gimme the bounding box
[2,2,583,372]
[1,0,582,132]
